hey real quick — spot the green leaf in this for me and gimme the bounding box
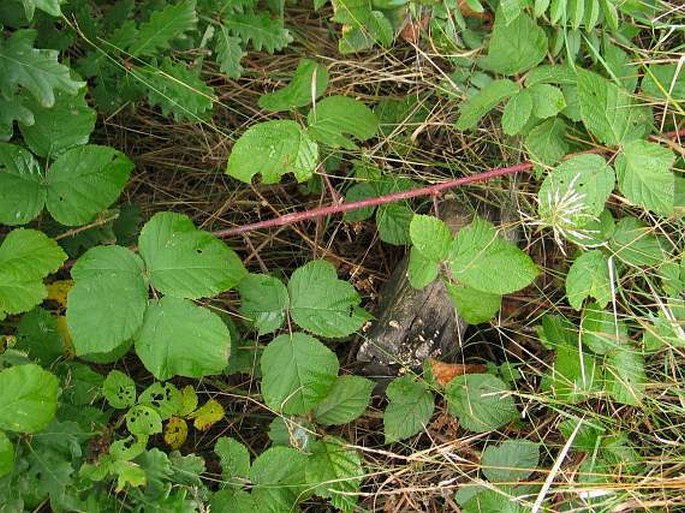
[580,302,628,354]
[138,382,181,420]
[227,120,319,184]
[223,12,293,53]
[455,79,519,131]
[67,245,147,356]
[125,404,163,436]
[139,212,246,299]
[407,247,439,289]
[260,332,339,414]
[288,260,369,338]
[135,296,231,380]
[445,373,518,433]
[0,30,85,108]
[0,229,66,317]
[641,64,685,102]
[566,250,612,310]
[306,96,378,149]
[609,216,664,268]
[0,143,45,225]
[103,370,137,409]
[524,117,569,166]
[577,70,651,146]
[481,439,540,482]
[529,83,566,119]
[313,375,374,425]
[448,217,538,295]
[0,93,34,141]
[542,344,601,402]
[0,364,58,433]
[15,307,64,365]
[384,375,435,443]
[332,0,393,53]
[128,0,197,57]
[604,346,646,406]
[0,431,13,478]
[502,89,533,136]
[445,281,502,324]
[215,437,250,481]
[306,437,363,512]
[21,0,64,19]
[19,89,96,158]
[410,214,452,263]
[478,11,547,76]
[250,446,308,509]
[461,488,525,513]
[214,26,245,79]
[46,145,134,226]
[525,65,578,87]
[238,274,288,335]
[259,59,329,112]
[211,489,256,512]
[615,140,675,216]
[377,203,413,245]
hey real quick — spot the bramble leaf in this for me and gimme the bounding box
[529,83,566,119]
[445,373,518,433]
[227,120,319,184]
[377,203,413,245]
[306,437,363,512]
[139,212,246,299]
[524,116,569,166]
[103,370,137,409]
[0,364,58,433]
[641,64,685,101]
[615,140,675,216]
[609,217,664,268]
[581,302,628,354]
[67,245,147,356]
[238,274,288,335]
[407,247,439,289]
[502,89,533,136]
[0,432,13,478]
[134,296,231,380]
[313,375,374,425]
[0,143,45,225]
[384,375,434,443]
[566,250,612,310]
[604,346,646,406]
[127,0,197,57]
[410,214,452,263]
[542,344,601,403]
[455,79,519,131]
[481,439,540,482]
[331,0,393,53]
[215,437,251,482]
[259,59,329,112]
[260,332,339,414]
[445,281,502,324]
[306,96,378,149]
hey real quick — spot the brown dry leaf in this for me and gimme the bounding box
[164,416,188,450]
[457,0,492,20]
[400,14,429,45]
[429,358,487,386]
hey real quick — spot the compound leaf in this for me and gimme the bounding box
[223,12,293,53]
[0,364,58,433]
[306,95,378,149]
[238,274,288,335]
[481,439,540,482]
[407,247,439,289]
[214,26,245,79]
[604,345,646,406]
[455,79,519,131]
[502,89,533,136]
[566,250,612,310]
[445,281,502,324]
[128,0,197,57]
[410,214,452,263]
[384,375,434,443]
[313,375,374,425]
[306,437,363,512]
[609,216,664,268]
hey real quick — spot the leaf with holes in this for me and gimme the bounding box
[445,374,518,433]
[139,382,182,420]
[227,120,319,184]
[139,212,246,299]
[259,59,329,112]
[260,332,339,414]
[103,370,137,409]
[126,405,162,436]
[384,375,435,443]
[313,375,374,425]
[288,260,370,338]
[306,96,378,149]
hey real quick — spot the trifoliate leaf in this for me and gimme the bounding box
[609,217,664,268]
[580,302,628,355]
[306,437,363,512]
[46,145,134,226]
[0,364,58,433]
[238,274,288,335]
[502,89,533,136]
[189,398,225,430]
[313,375,374,425]
[524,116,569,166]
[260,332,339,414]
[0,432,13,478]
[529,83,566,119]
[215,437,250,481]
[67,245,147,356]
[481,439,540,482]
[445,373,518,433]
[478,11,547,75]
[455,79,519,131]
[259,59,329,112]
[604,346,646,406]
[384,375,434,443]
[126,405,162,436]
[407,247,439,289]
[103,370,137,409]
[306,95,378,149]
[0,143,45,225]
[410,214,452,263]
[19,89,96,157]
[448,217,538,295]
[542,344,601,403]
[223,12,293,53]
[0,229,66,317]
[139,212,246,299]
[615,140,675,216]
[163,417,188,450]
[139,382,182,420]
[566,250,613,310]
[227,120,319,184]
[641,64,685,101]
[577,70,651,146]
[214,26,244,79]
[128,0,197,57]
[525,65,578,87]
[376,203,413,245]
[0,30,85,108]
[445,281,502,324]
[288,260,369,338]
[15,307,64,365]
[134,297,231,380]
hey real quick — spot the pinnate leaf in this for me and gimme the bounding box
[384,375,434,443]
[0,364,58,433]
[502,89,533,136]
[227,120,318,184]
[260,332,339,414]
[377,203,413,245]
[215,437,250,481]
[615,140,675,216]
[313,375,374,425]
[288,260,369,338]
[641,64,685,101]
[223,12,293,53]
[455,79,519,131]
[128,0,197,57]
[524,117,569,166]
[529,83,566,119]
[259,59,329,112]
[139,212,246,299]
[214,26,245,79]
[306,96,378,149]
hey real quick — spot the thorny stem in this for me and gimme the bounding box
[213,128,685,239]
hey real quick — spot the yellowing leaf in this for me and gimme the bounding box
[55,315,74,357]
[164,416,188,450]
[189,399,224,431]
[178,385,198,417]
[46,279,72,307]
